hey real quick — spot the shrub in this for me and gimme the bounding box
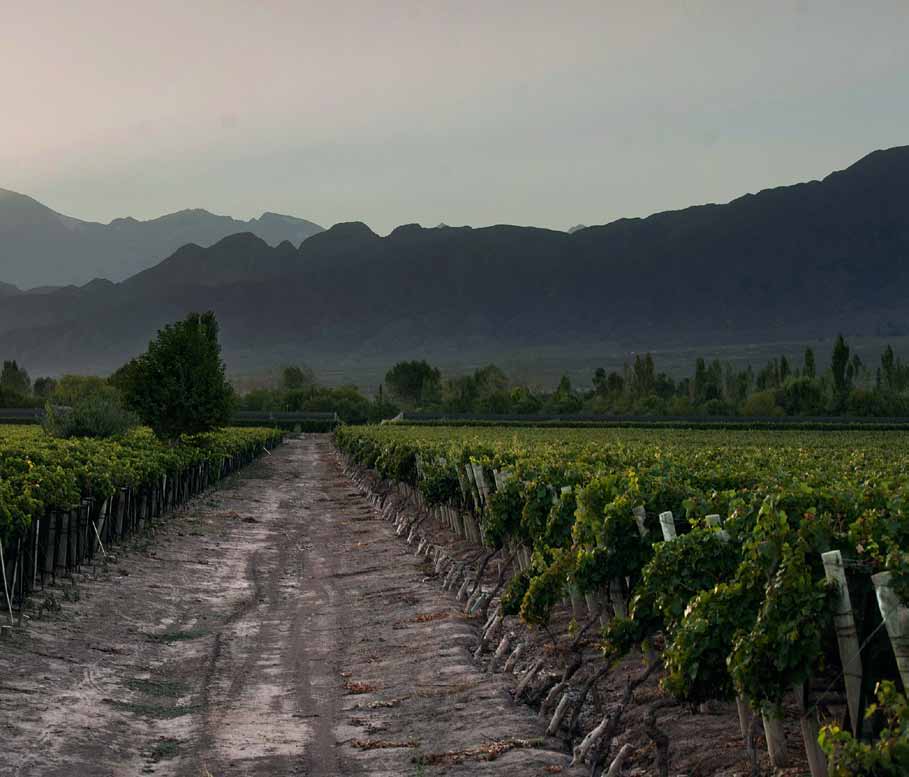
[43,393,139,438]
[742,390,783,417]
[52,375,111,406]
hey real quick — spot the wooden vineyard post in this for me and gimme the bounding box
[659,511,676,541]
[821,550,864,735]
[871,571,909,692]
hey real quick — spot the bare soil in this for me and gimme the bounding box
[0,436,576,776]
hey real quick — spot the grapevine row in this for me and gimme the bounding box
[0,425,283,611]
[336,424,909,775]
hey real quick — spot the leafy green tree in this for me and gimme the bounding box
[831,334,851,398]
[778,377,825,415]
[282,364,315,390]
[654,372,677,400]
[33,377,57,399]
[779,355,790,382]
[384,360,441,407]
[120,311,234,439]
[0,360,30,395]
[54,374,112,405]
[510,386,541,414]
[630,353,656,398]
[549,375,582,414]
[803,347,816,379]
[743,390,783,417]
[592,367,608,396]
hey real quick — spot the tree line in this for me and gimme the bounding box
[6,332,909,425]
[378,336,909,417]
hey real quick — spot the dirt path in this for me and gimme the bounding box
[0,436,572,777]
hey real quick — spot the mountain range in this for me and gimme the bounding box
[1,146,907,384]
[0,188,324,288]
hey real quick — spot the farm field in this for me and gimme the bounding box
[0,435,573,776]
[337,424,909,775]
[2,423,907,776]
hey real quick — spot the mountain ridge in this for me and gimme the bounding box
[0,190,324,287]
[1,145,907,381]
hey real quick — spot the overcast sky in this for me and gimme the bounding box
[3,1,907,233]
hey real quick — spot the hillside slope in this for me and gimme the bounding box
[1,146,907,378]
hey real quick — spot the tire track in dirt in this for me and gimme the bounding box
[1,436,574,776]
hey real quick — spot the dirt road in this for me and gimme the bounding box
[0,436,571,776]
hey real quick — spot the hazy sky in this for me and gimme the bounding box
[3,1,908,232]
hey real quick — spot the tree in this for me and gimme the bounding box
[743,390,783,417]
[631,353,656,398]
[282,365,315,390]
[778,376,825,415]
[120,311,234,439]
[592,367,608,397]
[384,360,441,407]
[803,347,816,379]
[0,360,30,396]
[831,334,851,398]
[33,377,57,399]
[550,375,582,414]
[54,374,112,405]
[779,355,790,383]
[881,345,896,391]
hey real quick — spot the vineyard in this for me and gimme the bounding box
[0,425,283,618]
[336,424,909,775]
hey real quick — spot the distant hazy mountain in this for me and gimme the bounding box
[1,146,907,381]
[0,188,323,287]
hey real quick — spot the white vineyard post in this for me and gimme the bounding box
[569,585,586,622]
[821,550,864,736]
[761,704,788,769]
[632,505,648,538]
[794,681,829,777]
[871,571,909,692]
[470,462,489,509]
[736,698,754,747]
[659,511,676,541]
[584,591,599,620]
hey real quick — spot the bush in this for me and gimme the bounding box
[118,311,234,440]
[43,393,138,438]
[778,376,825,415]
[52,375,111,406]
[0,385,39,408]
[742,390,784,417]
